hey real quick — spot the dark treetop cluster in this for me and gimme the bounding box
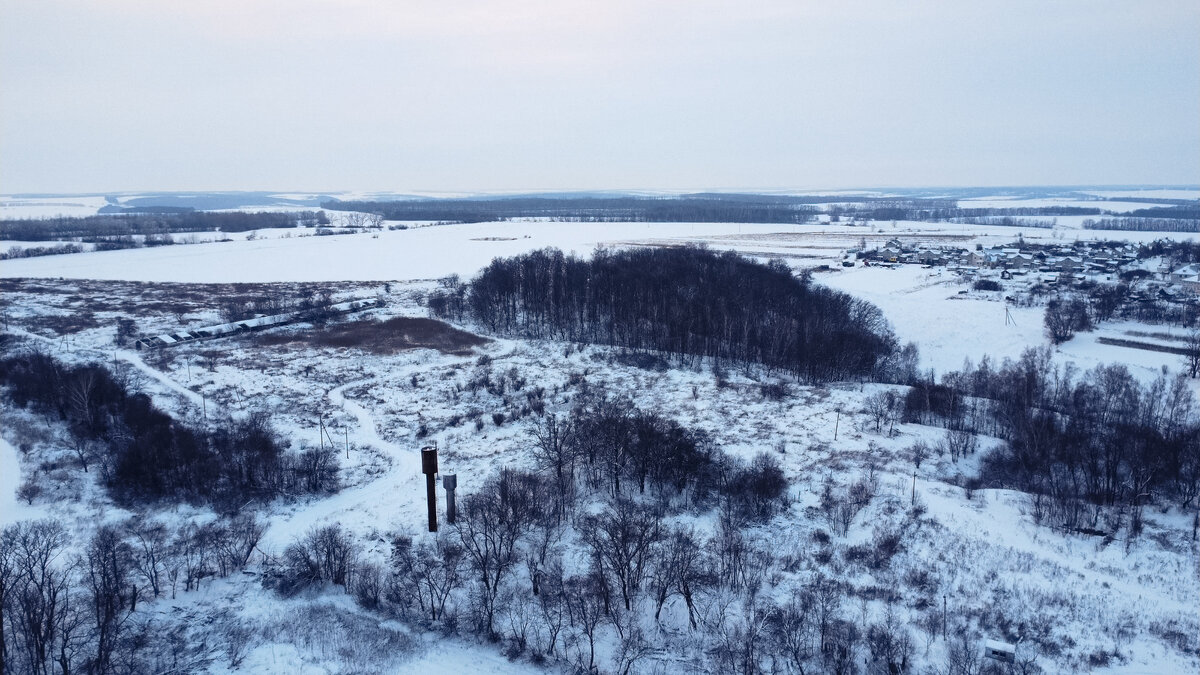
[430,246,900,383]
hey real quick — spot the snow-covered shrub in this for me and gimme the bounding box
[277,524,361,596]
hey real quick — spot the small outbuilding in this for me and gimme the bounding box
[983,639,1016,664]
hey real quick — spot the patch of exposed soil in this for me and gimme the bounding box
[257,317,488,355]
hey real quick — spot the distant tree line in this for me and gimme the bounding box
[429,247,901,382]
[1103,196,1198,207]
[830,204,1099,222]
[322,195,820,224]
[0,351,337,506]
[947,216,1054,228]
[1083,217,1200,232]
[901,348,1200,520]
[97,204,197,215]
[0,211,328,241]
[1,243,86,260]
[1125,204,1200,220]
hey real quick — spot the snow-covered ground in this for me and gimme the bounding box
[820,266,1198,385]
[3,278,1197,673]
[2,207,1199,673]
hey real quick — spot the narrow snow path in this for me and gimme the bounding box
[259,377,424,550]
[6,326,208,411]
[113,349,207,408]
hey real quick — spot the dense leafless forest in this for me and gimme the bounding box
[429,247,904,383]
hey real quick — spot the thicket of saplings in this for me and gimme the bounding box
[269,396,943,675]
[885,347,1200,527]
[0,210,328,242]
[1027,283,1199,341]
[430,247,902,383]
[1,515,268,674]
[0,351,338,506]
[1138,238,1200,263]
[1031,282,1198,345]
[217,289,341,325]
[0,351,340,674]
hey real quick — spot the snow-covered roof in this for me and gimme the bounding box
[984,640,1015,654]
[141,297,380,348]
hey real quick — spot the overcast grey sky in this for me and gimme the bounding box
[1,1,1197,194]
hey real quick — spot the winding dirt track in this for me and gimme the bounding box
[258,377,424,550]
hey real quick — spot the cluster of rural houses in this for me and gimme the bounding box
[855,239,1200,298]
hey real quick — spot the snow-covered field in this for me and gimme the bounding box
[0,194,112,218]
[3,218,1195,383]
[0,221,790,281]
[3,217,1195,283]
[958,197,1154,213]
[1082,189,1200,201]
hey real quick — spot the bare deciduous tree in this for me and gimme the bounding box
[528,414,576,517]
[583,496,663,612]
[649,525,707,628]
[389,533,464,621]
[455,471,537,637]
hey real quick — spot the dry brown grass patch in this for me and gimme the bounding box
[258,317,487,355]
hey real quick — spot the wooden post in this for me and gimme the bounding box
[833,409,840,441]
